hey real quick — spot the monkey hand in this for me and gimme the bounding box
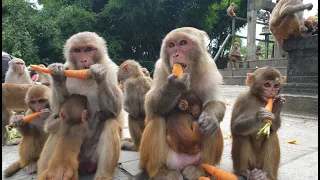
[245,168,267,180]
[11,115,25,128]
[198,111,219,136]
[257,107,275,122]
[48,63,66,83]
[88,64,107,84]
[167,73,190,94]
[39,108,51,120]
[273,95,286,113]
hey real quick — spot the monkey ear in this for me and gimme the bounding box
[81,110,87,122]
[60,111,65,119]
[246,73,254,87]
[122,63,130,72]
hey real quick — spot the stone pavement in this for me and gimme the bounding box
[2,85,318,180]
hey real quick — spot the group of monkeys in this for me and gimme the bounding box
[227,0,317,68]
[1,0,313,179]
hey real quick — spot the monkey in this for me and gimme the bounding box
[4,58,33,85]
[269,0,313,52]
[256,45,262,60]
[35,64,53,87]
[37,31,124,180]
[299,15,318,36]
[230,66,286,180]
[117,59,152,151]
[228,42,242,69]
[139,27,226,180]
[2,83,33,145]
[227,3,236,17]
[4,85,51,177]
[38,94,89,180]
[166,93,202,155]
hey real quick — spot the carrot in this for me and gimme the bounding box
[119,83,124,89]
[198,177,210,180]
[201,163,238,180]
[23,112,41,123]
[30,65,89,80]
[172,63,183,78]
[256,98,274,138]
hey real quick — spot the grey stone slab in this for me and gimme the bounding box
[119,150,140,163]
[120,159,141,176]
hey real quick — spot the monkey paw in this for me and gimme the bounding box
[167,73,190,93]
[198,112,219,136]
[89,64,108,84]
[47,166,76,180]
[23,162,37,174]
[11,115,24,127]
[306,3,313,11]
[257,107,275,122]
[181,165,204,180]
[247,168,267,180]
[273,95,286,112]
[48,63,66,82]
[39,108,51,120]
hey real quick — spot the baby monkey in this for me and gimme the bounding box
[166,93,202,155]
[38,94,89,180]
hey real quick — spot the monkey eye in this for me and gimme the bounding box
[85,47,92,52]
[180,40,187,45]
[38,99,48,104]
[74,48,81,53]
[274,84,280,88]
[168,42,175,48]
[30,101,36,104]
[264,82,271,87]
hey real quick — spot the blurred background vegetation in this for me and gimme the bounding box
[2,0,249,72]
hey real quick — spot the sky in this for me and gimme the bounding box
[238,0,318,45]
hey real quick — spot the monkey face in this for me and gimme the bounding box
[11,60,25,74]
[260,78,281,102]
[71,46,97,70]
[29,98,48,112]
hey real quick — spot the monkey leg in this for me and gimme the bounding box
[279,3,313,19]
[200,128,223,165]
[121,115,145,151]
[94,119,121,180]
[260,133,280,180]
[37,134,59,174]
[139,116,169,178]
[2,108,12,145]
[19,136,41,174]
[231,135,256,176]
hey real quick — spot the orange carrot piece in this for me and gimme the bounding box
[30,65,89,79]
[23,112,41,123]
[201,164,238,180]
[30,65,52,74]
[265,98,273,111]
[198,177,210,180]
[172,63,184,78]
[119,83,124,89]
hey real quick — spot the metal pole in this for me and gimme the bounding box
[265,35,269,59]
[264,35,268,59]
[232,17,236,45]
[213,34,232,61]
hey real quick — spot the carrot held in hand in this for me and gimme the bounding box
[30,65,89,80]
[198,177,210,180]
[201,163,238,180]
[23,112,41,123]
[172,63,184,78]
[256,98,274,138]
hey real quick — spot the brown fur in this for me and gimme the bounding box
[4,85,50,177]
[139,27,225,179]
[118,60,152,151]
[5,58,33,84]
[37,31,124,180]
[231,67,284,180]
[227,3,236,17]
[228,42,241,68]
[299,15,318,36]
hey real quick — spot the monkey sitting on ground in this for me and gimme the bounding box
[35,64,53,87]
[228,42,242,69]
[2,83,33,145]
[5,58,33,85]
[269,0,313,51]
[4,85,51,177]
[139,27,225,180]
[299,15,318,36]
[38,94,89,180]
[166,93,202,156]
[227,3,236,17]
[231,66,286,180]
[118,60,152,151]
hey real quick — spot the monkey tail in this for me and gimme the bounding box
[4,160,21,177]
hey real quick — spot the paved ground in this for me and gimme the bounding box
[2,85,318,180]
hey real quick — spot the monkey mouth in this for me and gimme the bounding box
[82,67,90,70]
[174,62,187,69]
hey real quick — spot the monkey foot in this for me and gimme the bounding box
[79,159,97,175]
[23,162,37,174]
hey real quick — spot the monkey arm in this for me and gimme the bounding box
[97,81,122,117]
[231,113,263,136]
[279,3,313,19]
[202,100,226,123]
[44,115,61,133]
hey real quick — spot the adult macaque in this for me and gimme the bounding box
[37,31,124,180]
[228,42,242,69]
[38,94,89,180]
[4,85,51,177]
[269,0,313,51]
[139,27,225,179]
[117,60,152,151]
[2,83,33,145]
[4,58,33,84]
[35,64,53,87]
[227,3,236,17]
[231,67,285,180]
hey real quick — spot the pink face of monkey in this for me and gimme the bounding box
[71,45,97,69]
[165,36,194,72]
[261,78,281,102]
